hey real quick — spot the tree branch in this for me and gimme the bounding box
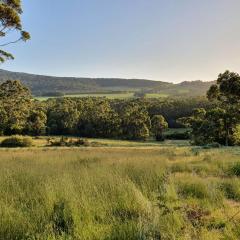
[0,37,22,46]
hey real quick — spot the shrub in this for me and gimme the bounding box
[75,138,90,147]
[165,131,190,140]
[229,162,240,177]
[1,136,33,148]
[220,179,240,201]
[156,134,165,141]
[51,200,74,235]
[48,137,90,147]
[233,125,240,145]
[202,142,221,149]
[177,181,209,199]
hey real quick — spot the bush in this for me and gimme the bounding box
[233,125,240,145]
[48,137,90,147]
[1,136,33,148]
[220,179,240,201]
[202,142,221,149]
[165,131,190,140]
[229,162,240,177]
[156,134,165,141]
[177,181,209,199]
[75,138,90,147]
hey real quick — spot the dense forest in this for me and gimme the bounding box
[0,79,212,140]
[1,70,239,146]
[0,69,214,96]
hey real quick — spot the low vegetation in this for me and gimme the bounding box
[0,147,239,239]
[1,135,33,148]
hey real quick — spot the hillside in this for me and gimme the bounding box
[0,69,214,97]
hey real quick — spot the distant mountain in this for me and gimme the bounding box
[0,69,214,97]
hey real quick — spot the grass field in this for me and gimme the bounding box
[145,93,169,98]
[35,92,135,101]
[0,143,240,239]
[35,92,170,100]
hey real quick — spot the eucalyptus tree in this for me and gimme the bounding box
[0,0,30,62]
[151,115,168,141]
[0,80,33,134]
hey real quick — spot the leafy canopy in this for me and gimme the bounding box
[0,0,30,63]
[181,70,240,146]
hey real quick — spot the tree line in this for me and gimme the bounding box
[180,70,240,146]
[0,80,213,141]
[1,71,239,145]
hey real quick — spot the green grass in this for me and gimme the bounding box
[0,144,240,239]
[145,93,169,98]
[35,92,171,101]
[0,135,191,148]
[35,92,135,101]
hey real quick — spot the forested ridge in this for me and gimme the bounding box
[0,69,214,96]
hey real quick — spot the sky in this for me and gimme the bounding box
[1,0,240,83]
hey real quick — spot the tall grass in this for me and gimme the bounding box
[0,147,239,239]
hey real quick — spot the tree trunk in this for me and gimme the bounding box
[225,121,229,146]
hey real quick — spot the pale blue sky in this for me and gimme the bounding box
[2,0,240,82]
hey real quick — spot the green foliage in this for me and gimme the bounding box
[164,130,190,140]
[187,107,231,145]
[151,115,168,141]
[229,162,240,177]
[133,91,146,98]
[147,96,213,128]
[47,98,80,135]
[0,80,33,135]
[51,200,74,235]
[77,98,120,138]
[119,102,151,140]
[48,137,90,147]
[233,124,240,145]
[207,71,240,146]
[1,135,33,147]
[207,70,240,104]
[0,0,30,63]
[177,180,209,199]
[26,106,47,136]
[0,79,233,143]
[0,79,216,139]
[220,179,240,201]
[181,70,240,146]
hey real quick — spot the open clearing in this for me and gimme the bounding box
[35,92,170,101]
[1,144,240,239]
[35,92,135,101]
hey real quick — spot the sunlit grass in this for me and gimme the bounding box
[0,146,240,239]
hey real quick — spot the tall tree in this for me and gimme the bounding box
[0,0,30,63]
[120,102,151,140]
[151,115,168,141]
[47,98,80,135]
[26,103,47,136]
[77,98,120,138]
[181,71,240,146]
[0,80,33,134]
[207,70,240,145]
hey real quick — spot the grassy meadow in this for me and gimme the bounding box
[35,92,171,101]
[35,92,135,101]
[0,144,240,239]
